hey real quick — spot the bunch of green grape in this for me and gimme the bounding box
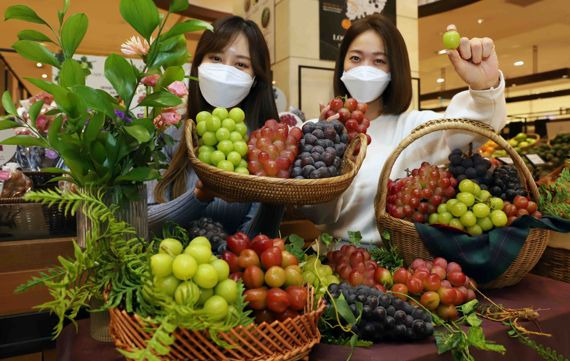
[428,179,509,236]
[196,107,249,174]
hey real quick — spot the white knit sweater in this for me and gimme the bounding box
[299,72,507,244]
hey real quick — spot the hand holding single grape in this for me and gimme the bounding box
[444,24,500,90]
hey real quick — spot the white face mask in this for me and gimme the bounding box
[340,66,391,103]
[198,63,255,108]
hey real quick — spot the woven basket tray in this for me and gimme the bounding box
[109,287,326,361]
[375,118,549,289]
[185,120,367,205]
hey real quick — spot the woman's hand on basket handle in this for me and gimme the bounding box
[319,103,340,122]
[194,180,237,203]
[447,30,500,90]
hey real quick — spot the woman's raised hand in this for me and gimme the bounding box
[447,32,500,90]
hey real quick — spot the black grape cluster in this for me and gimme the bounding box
[489,165,527,201]
[291,120,348,179]
[448,149,492,189]
[187,217,227,255]
[326,283,433,342]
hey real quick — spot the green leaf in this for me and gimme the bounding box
[29,100,44,128]
[460,299,479,315]
[61,13,88,59]
[40,167,67,174]
[84,112,105,144]
[17,30,53,43]
[116,167,160,182]
[119,0,160,40]
[161,19,212,40]
[434,330,463,355]
[319,233,333,246]
[381,230,391,241]
[285,234,305,262]
[169,0,189,12]
[157,66,185,89]
[12,40,60,68]
[71,86,115,118]
[467,326,506,353]
[465,313,482,327]
[47,116,63,150]
[138,91,182,108]
[59,59,86,87]
[334,294,356,325]
[0,135,46,147]
[348,231,362,246]
[60,147,88,176]
[2,91,17,116]
[104,54,137,104]
[4,5,48,25]
[124,124,151,143]
[58,0,70,24]
[150,35,188,69]
[0,119,20,130]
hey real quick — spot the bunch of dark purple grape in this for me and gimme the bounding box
[326,283,434,342]
[291,120,348,179]
[187,217,227,255]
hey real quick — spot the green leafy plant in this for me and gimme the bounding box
[539,168,570,219]
[506,323,569,361]
[0,0,211,198]
[433,300,505,361]
[369,231,404,272]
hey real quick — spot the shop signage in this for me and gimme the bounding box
[524,154,546,166]
[319,0,396,61]
[498,157,514,165]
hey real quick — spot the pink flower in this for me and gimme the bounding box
[167,81,188,97]
[31,92,54,105]
[121,36,150,56]
[141,74,160,87]
[36,115,49,133]
[153,109,181,130]
[15,127,31,135]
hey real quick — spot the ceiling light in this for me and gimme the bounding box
[477,18,484,24]
[438,49,447,55]
[436,78,445,84]
[562,75,569,79]
[36,62,43,68]
[41,73,48,79]
[514,60,524,66]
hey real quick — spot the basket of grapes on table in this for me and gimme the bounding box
[375,118,549,288]
[185,100,368,205]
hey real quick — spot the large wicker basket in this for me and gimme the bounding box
[109,287,326,361]
[375,118,549,289]
[185,120,367,204]
[532,245,570,283]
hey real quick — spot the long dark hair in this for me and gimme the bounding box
[155,16,278,202]
[333,14,412,115]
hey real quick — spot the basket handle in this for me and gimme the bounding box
[375,118,540,218]
[342,133,368,175]
[184,119,199,159]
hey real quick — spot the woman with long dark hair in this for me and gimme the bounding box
[149,16,282,237]
[301,14,506,244]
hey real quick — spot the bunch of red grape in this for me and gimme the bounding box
[279,113,299,128]
[247,119,302,178]
[387,162,458,223]
[503,195,542,225]
[324,97,372,145]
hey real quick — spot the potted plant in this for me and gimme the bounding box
[0,0,211,240]
[1,0,211,341]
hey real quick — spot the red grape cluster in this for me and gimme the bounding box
[325,97,372,145]
[247,119,302,178]
[326,245,389,292]
[279,113,299,127]
[387,162,458,223]
[503,195,542,225]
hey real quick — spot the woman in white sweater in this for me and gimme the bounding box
[300,14,506,244]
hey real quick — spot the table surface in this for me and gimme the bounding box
[56,274,570,361]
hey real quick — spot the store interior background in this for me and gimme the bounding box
[1,0,569,135]
[0,1,569,360]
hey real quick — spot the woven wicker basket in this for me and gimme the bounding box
[375,118,549,289]
[185,120,367,204]
[532,246,570,283]
[109,287,326,361]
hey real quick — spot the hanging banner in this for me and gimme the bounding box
[319,0,396,61]
[243,0,275,63]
